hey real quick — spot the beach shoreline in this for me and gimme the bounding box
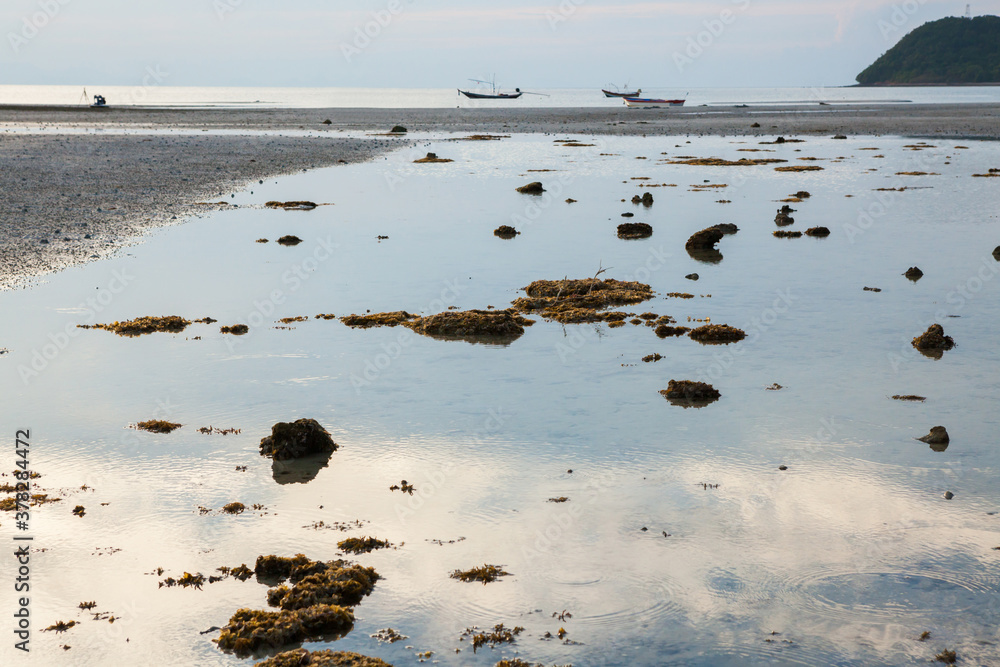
[2,102,997,289]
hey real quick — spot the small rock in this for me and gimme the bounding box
[904,266,923,281]
[944,491,955,500]
[912,324,954,354]
[516,181,545,195]
[833,134,847,139]
[390,125,407,133]
[685,273,699,281]
[778,465,788,471]
[493,225,520,239]
[621,212,634,218]
[993,246,1000,261]
[259,418,338,461]
[805,226,830,237]
[321,119,332,125]
[617,222,652,239]
[565,198,577,203]
[917,426,949,445]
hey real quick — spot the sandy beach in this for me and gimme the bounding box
[1,102,998,289]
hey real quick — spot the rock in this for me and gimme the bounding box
[943,491,954,501]
[775,136,786,144]
[774,230,802,238]
[917,426,950,445]
[565,198,577,203]
[689,324,747,344]
[621,212,635,218]
[655,325,691,338]
[686,227,724,250]
[404,309,534,345]
[390,125,407,133]
[775,211,795,226]
[516,181,545,195]
[660,380,721,407]
[256,649,391,667]
[617,222,653,239]
[321,119,332,125]
[912,324,955,357]
[685,273,699,281]
[833,134,847,139]
[751,122,761,128]
[259,418,338,461]
[795,191,811,199]
[494,225,520,239]
[993,245,1000,261]
[805,226,831,237]
[630,192,654,207]
[220,324,249,335]
[778,465,788,471]
[904,266,923,281]
[277,235,303,246]
[414,153,453,163]
[780,205,795,214]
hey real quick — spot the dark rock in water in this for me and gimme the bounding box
[689,324,747,344]
[917,425,950,446]
[277,235,303,246]
[686,227,724,251]
[414,152,453,163]
[660,380,720,408]
[805,226,831,237]
[943,491,954,501]
[516,181,545,195]
[751,122,761,128]
[260,418,338,461]
[685,273,699,281]
[404,309,534,345]
[778,465,788,471]
[390,125,407,133]
[795,191,811,199]
[630,192,654,207]
[833,134,847,139]
[775,137,786,144]
[775,212,795,226]
[618,222,653,239]
[220,324,249,335]
[709,223,739,235]
[993,246,1000,261]
[494,225,520,239]
[266,201,317,210]
[621,212,635,218]
[864,286,882,292]
[780,205,795,214]
[655,325,691,338]
[904,266,923,281]
[774,230,802,238]
[912,324,954,358]
[321,119,332,125]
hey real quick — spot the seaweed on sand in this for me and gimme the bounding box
[338,537,392,555]
[137,420,182,433]
[79,316,191,337]
[660,380,721,408]
[403,309,534,344]
[340,312,416,328]
[256,649,392,667]
[451,564,510,584]
[689,324,746,344]
[216,605,354,657]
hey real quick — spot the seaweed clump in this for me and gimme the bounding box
[340,312,416,328]
[805,227,830,237]
[137,420,182,434]
[773,230,802,238]
[656,325,691,338]
[259,419,338,461]
[689,324,746,345]
[79,316,191,337]
[404,309,534,344]
[216,605,354,657]
[512,278,653,324]
[277,236,303,246]
[257,649,393,667]
[221,324,250,335]
[660,380,721,407]
[263,560,379,611]
[337,537,392,555]
[266,201,318,210]
[618,222,653,239]
[911,324,954,358]
[451,564,510,585]
[494,225,520,239]
[463,623,525,653]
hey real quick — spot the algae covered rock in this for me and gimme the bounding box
[911,324,954,358]
[917,426,950,446]
[256,649,393,666]
[617,222,653,239]
[404,309,534,344]
[216,605,354,657]
[516,182,545,195]
[689,324,747,344]
[660,380,721,408]
[494,225,520,239]
[259,419,337,461]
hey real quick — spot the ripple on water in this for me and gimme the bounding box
[786,569,1000,623]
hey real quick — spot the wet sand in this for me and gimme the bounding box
[1,102,997,289]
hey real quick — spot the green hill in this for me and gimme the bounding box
[857,15,1000,85]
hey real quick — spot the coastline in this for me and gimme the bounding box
[2,102,998,290]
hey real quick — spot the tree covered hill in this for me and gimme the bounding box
[857,15,1000,85]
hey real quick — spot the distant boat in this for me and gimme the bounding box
[458,76,531,100]
[623,97,685,108]
[603,83,641,97]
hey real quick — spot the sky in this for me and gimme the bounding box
[1,0,998,89]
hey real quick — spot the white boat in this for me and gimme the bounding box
[623,97,685,108]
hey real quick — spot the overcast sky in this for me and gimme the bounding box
[2,1,997,89]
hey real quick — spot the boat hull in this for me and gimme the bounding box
[459,90,523,99]
[603,89,640,98]
[623,98,685,108]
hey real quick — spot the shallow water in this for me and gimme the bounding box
[1,134,999,666]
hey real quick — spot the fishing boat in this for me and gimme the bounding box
[623,97,685,108]
[602,83,640,97]
[459,88,523,100]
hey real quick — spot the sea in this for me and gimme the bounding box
[2,84,1000,108]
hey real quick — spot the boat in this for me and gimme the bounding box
[623,97,685,108]
[459,88,522,99]
[90,94,108,108]
[458,76,526,100]
[603,83,640,97]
